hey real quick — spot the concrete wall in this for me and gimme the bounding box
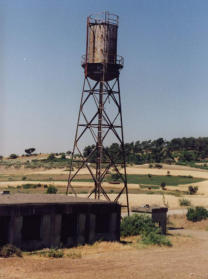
[0,203,120,250]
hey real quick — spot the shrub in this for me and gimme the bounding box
[160,182,166,190]
[0,244,22,258]
[46,185,58,194]
[121,214,172,247]
[149,164,153,168]
[48,249,63,258]
[179,198,191,207]
[155,163,163,169]
[120,214,157,237]
[60,153,66,159]
[47,153,55,160]
[111,173,121,181]
[141,231,172,247]
[186,207,208,222]
[22,176,27,181]
[188,186,198,195]
[9,154,18,159]
[22,184,37,189]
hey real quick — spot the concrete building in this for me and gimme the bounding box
[0,194,121,250]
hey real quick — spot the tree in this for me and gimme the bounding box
[9,154,18,159]
[46,185,58,194]
[25,148,35,156]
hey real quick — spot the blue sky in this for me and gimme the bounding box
[1,0,208,155]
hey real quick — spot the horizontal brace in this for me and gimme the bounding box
[78,124,122,128]
[83,90,119,94]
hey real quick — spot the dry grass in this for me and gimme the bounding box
[169,214,208,231]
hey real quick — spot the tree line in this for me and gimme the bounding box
[83,137,208,164]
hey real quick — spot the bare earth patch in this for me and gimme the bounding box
[0,229,207,279]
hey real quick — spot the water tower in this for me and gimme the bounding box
[66,11,129,214]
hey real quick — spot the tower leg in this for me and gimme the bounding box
[67,77,129,214]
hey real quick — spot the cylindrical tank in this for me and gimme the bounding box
[88,19,118,64]
[82,12,123,81]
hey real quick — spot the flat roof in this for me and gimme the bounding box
[0,193,115,206]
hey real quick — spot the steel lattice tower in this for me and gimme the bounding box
[66,12,129,214]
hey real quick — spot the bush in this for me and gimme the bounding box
[160,182,166,190]
[47,153,55,160]
[111,173,121,181]
[22,183,37,189]
[9,154,18,159]
[0,244,22,258]
[48,249,63,258]
[46,185,58,194]
[155,163,163,169]
[186,207,208,222]
[188,186,198,195]
[60,153,66,159]
[22,176,27,181]
[179,198,191,207]
[121,214,172,247]
[141,231,172,247]
[120,214,157,237]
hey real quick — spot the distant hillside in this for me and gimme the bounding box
[83,137,208,166]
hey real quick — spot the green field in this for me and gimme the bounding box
[126,174,204,186]
[0,173,204,186]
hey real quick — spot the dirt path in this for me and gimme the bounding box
[0,229,208,279]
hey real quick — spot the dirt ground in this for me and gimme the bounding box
[0,225,208,279]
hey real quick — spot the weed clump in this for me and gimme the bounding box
[66,251,82,259]
[141,232,172,246]
[186,207,208,222]
[179,198,191,207]
[0,244,22,258]
[48,248,63,258]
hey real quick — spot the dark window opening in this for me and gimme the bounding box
[0,217,10,246]
[22,216,41,241]
[61,214,76,244]
[95,212,110,233]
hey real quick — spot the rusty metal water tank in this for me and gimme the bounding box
[82,11,124,81]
